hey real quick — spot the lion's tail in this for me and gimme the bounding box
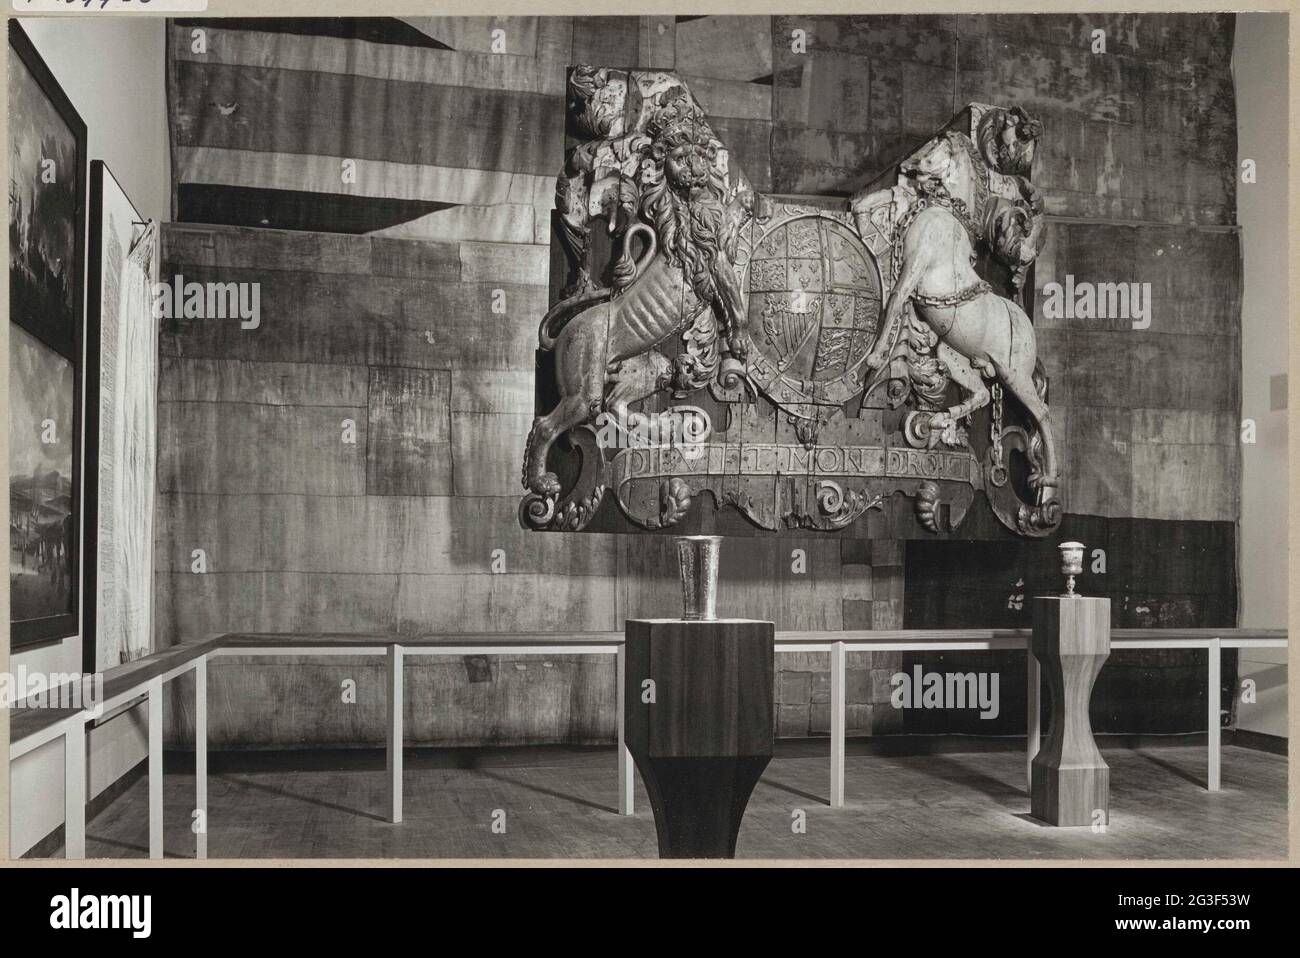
[540,223,657,351]
[538,286,612,350]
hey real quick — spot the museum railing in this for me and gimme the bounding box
[7,626,1288,859]
[772,627,1287,649]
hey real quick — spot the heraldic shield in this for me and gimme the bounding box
[520,66,1062,539]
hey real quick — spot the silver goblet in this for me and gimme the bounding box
[1057,541,1085,597]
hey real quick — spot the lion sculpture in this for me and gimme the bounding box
[523,74,758,497]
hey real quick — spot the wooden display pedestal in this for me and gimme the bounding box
[1030,595,1111,826]
[623,618,774,859]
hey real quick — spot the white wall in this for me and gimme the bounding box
[1233,13,1289,738]
[9,16,168,857]
[22,17,170,222]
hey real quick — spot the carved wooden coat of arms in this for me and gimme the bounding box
[521,66,1062,539]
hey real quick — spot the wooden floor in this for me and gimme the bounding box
[69,743,1287,860]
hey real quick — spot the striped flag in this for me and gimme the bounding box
[167,16,780,241]
[168,16,569,243]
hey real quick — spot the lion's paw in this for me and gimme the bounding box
[532,472,562,496]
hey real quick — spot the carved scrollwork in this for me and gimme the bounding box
[658,477,692,528]
[551,485,608,532]
[901,307,949,412]
[976,105,1042,178]
[520,484,609,532]
[983,426,1062,539]
[783,479,883,531]
[519,490,557,530]
[914,480,943,533]
[815,480,884,530]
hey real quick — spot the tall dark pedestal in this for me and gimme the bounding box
[623,618,774,859]
[1030,596,1111,826]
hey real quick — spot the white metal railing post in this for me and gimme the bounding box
[830,641,846,808]
[617,643,633,815]
[148,676,164,859]
[387,644,404,823]
[195,655,208,859]
[63,717,86,859]
[1208,637,1222,791]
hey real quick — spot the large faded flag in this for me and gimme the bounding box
[167,16,570,243]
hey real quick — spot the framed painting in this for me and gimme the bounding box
[8,20,88,649]
[85,161,159,671]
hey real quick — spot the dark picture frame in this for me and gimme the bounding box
[8,20,89,650]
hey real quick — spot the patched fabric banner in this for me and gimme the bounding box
[167,16,566,242]
[99,218,160,666]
